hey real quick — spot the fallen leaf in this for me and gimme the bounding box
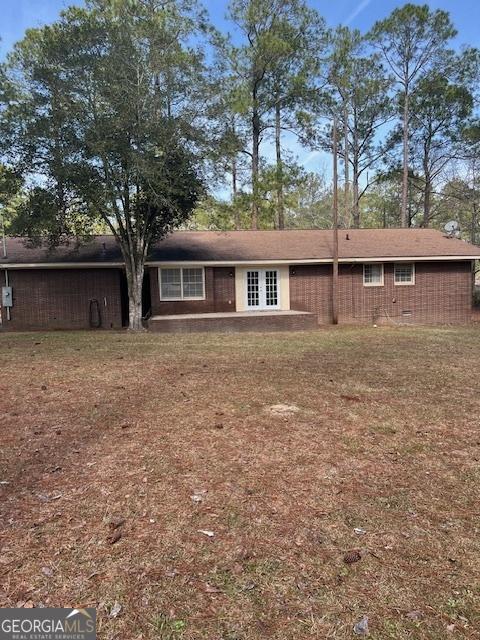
[204,583,222,593]
[107,530,122,544]
[108,516,125,531]
[406,611,424,620]
[340,394,362,403]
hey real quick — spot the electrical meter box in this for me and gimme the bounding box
[2,286,12,307]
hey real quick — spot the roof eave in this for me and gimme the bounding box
[1,255,478,268]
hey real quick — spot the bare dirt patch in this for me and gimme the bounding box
[0,327,479,639]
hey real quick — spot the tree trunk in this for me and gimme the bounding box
[472,202,478,245]
[423,173,431,227]
[251,111,260,230]
[232,157,240,230]
[343,101,350,228]
[125,251,145,331]
[251,75,260,230]
[352,144,360,228]
[422,134,432,227]
[401,88,409,228]
[275,97,285,230]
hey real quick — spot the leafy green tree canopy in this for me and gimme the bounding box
[1,0,212,329]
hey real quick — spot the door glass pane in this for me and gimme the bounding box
[247,271,260,307]
[161,268,182,299]
[265,270,278,306]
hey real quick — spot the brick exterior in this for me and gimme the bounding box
[0,268,123,331]
[0,260,473,331]
[149,312,317,333]
[149,266,236,315]
[289,261,473,325]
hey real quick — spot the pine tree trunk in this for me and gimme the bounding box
[232,157,240,230]
[401,89,410,228]
[423,139,431,227]
[343,101,350,228]
[251,71,260,230]
[352,142,360,228]
[251,108,260,230]
[275,99,285,230]
[423,174,431,227]
[471,202,477,244]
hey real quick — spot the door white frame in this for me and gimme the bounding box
[245,268,280,311]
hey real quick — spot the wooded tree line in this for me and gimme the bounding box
[0,0,479,328]
[200,1,480,238]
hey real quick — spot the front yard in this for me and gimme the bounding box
[0,327,479,639]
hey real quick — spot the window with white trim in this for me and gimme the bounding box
[363,263,384,286]
[394,263,415,285]
[160,267,205,300]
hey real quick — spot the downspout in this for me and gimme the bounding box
[1,209,9,321]
[3,269,10,322]
[1,205,6,260]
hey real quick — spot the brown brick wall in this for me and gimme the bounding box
[1,261,472,331]
[149,312,317,333]
[290,261,473,325]
[150,266,236,315]
[0,268,123,331]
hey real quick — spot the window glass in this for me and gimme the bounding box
[395,263,414,284]
[182,268,204,298]
[161,268,182,299]
[364,264,383,285]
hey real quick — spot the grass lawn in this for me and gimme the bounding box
[0,327,479,639]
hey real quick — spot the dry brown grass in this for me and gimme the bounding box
[0,326,479,639]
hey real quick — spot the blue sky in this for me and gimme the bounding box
[1,0,479,192]
[2,0,479,59]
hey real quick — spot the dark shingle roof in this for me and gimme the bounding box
[1,229,479,265]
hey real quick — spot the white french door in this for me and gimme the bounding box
[245,269,280,310]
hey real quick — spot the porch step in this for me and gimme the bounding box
[148,310,317,333]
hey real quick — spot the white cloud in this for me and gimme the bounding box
[303,150,322,166]
[345,0,373,25]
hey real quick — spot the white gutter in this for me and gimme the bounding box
[146,255,480,266]
[0,255,478,269]
[0,262,125,269]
